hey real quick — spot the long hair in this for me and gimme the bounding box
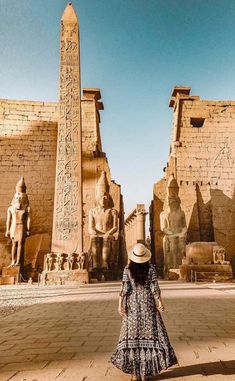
[128,260,150,286]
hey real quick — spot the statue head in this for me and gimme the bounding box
[167,174,179,198]
[96,191,111,209]
[11,177,29,211]
[168,195,181,211]
[167,174,181,212]
[95,171,113,209]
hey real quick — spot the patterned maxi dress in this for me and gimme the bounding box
[111,264,177,379]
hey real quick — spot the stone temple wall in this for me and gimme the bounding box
[81,90,125,270]
[0,99,58,237]
[0,90,125,271]
[151,87,235,274]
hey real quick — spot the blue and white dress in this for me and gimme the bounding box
[111,264,177,379]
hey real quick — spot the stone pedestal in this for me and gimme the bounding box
[41,252,90,285]
[168,268,181,280]
[2,266,20,278]
[42,269,89,286]
[0,275,15,285]
[90,268,116,282]
[180,264,233,282]
[0,266,21,285]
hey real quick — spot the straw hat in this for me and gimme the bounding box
[128,243,152,264]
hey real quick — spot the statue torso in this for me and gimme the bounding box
[10,208,27,240]
[91,207,116,235]
[167,209,185,233]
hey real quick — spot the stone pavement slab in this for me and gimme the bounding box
[1,282,235,380]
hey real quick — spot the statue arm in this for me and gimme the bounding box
[88,209,97,236]
[5,207,12,237]
[105,209,118,236]
[26,207,31,236]
[88,209,105,235]
[160,212,173,235]
[178,212,187,238]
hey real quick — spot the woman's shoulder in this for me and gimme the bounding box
[123,265,130,276]
[149,262,157,274]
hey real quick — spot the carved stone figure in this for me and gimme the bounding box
[213,246,226,264]
[88,171,118,269]
[5,177,31,267]
[80,252,86,270]
[67,254,74,270]
[45,253,53,271]
[55,253,64,271]
[160,175,187,275]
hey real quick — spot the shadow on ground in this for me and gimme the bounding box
[153,360,235,379]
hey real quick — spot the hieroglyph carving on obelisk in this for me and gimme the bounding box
[52,2,83,254]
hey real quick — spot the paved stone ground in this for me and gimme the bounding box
[1,281,235,381]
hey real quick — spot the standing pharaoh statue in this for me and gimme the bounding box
[160,175,187,276]
[5,177,31,267]
[88,171,118,269]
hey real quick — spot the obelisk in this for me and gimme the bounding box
[52,2,83,254]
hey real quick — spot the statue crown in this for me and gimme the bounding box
[16,177,27,193]
[96,171,110,196]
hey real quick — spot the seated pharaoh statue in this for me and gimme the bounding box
[88,171,118,270]
[5,177,31,267]
[160,175,187,276]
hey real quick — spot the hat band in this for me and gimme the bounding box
[133,250,146,258]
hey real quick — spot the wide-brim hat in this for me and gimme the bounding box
[128,243,152,264]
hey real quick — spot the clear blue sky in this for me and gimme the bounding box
[0,0,235,218]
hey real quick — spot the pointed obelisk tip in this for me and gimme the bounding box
[61,2,78,21]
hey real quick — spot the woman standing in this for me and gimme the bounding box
[111,243,177,381]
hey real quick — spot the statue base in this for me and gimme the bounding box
[42,269,90,286]
[0,266,21,285]
[90,268,117,281]
[180,264,233,282]
[167,268,181,281]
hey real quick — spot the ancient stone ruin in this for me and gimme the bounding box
[150,86,235,280]
[0,3,125,284]
[0,5,234,285]
[125,204,147,253]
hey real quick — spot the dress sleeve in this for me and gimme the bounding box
[150,264,161,297]
[119,267,131,297]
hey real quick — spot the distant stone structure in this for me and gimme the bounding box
[125,204,147,255]
[150,86,235,277]
[0,3,125,282]
[160,175,187,276]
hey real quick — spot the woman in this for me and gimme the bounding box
[111,243,177,381]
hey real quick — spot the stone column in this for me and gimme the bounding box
[52,3,83,254]
[125,222,129,251]
[136,204,146,244]
[133,219,137,245]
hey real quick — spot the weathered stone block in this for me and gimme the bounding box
[0,275,15,285]
[42,269,89,285]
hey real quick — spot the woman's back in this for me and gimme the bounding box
[111,244,177,381]
[120,263,161,300]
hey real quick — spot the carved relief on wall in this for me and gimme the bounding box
[44,252,88,272]
[213,140,234,168]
